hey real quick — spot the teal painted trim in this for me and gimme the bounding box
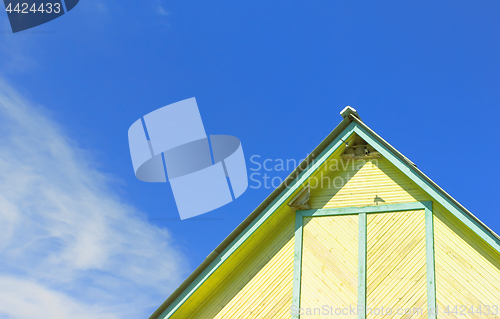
[424,202,437,319]
[352,124,500,255]
[292,211,304,319]
[157,122,357,318]
[299,201,430,217]
[358,212,367,319]
[292,202,430,319]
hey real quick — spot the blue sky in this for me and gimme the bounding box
[0,1,499,318]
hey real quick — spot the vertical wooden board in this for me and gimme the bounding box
[182,215,295,319]
[309,157,431,209]
[292,212,303,319]
[434,207,500,319]
[367,210,427,318]
[359,212,367,319]
[301,215,359,319]
[424,204,437,319]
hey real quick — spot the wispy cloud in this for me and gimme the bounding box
[0,79,188,318]
[157,6,169,16]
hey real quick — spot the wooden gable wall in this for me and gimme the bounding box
[160,131,500,319]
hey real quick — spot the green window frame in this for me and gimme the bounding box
[292,201,436,319]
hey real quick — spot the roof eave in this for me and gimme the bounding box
[149,113,356,319]
[350,115,500,244]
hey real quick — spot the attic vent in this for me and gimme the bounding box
[342,136,381,160]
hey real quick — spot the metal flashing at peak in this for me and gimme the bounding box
[340,106,361,121]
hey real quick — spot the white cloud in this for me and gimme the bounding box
[0,79,188,318]
[0,276,117,319]
[157,6,169,16]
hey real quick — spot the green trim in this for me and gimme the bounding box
[424,202,437,319]
[157,122,357,318]
[358,212,367,319]
[292,212,304,319]
[299,202,430,217]
[352,125,500,255]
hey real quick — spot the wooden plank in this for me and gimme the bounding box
[292,211,304,319]
[188,217,295,319]
[366,210,427,319]
[301,214,359,319]
[424,202,437,319]
[308,157,432,210]
[358,212,367,319]
[433,209,500,315]
[299,201,429,217]
[367,212,425,303]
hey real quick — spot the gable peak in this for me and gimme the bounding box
[340,106,361,121]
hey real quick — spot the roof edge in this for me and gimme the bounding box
[350,115,500,245]
[151,110,500,319]
[149,113,355,319]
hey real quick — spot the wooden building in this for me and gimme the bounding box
[150,107,500,319]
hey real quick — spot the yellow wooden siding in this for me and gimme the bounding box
[367,210,427,318]
[434,207,500,319]
[180,214,295,319]
[309,157,430,209]
[166,132,500,319]
[301,215,359,319]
